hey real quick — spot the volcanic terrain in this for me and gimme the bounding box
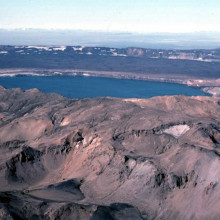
[0,86,220,219]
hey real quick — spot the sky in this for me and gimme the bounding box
[0,0,220,33]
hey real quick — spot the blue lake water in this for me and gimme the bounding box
[0,75,209,99]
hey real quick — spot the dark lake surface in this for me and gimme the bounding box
[0,75,209,99]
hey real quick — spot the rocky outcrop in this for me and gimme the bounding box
[1,87,220,219]
[203,87,220,97]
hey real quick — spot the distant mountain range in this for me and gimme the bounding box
[1,29,220,49]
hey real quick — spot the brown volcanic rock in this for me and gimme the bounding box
[126,48,145,57]
[0,86,220,219]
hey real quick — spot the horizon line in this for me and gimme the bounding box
[1,27,220,35]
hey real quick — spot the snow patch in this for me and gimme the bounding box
[0,74,16,77]
[73,46,84,51]
[53,46,66,51]
[54,72,62,75]
[0,73,46,77]
[112,52,127,57]
[82,73,90,77]
[26,46,51,51]
[162,125,190,138]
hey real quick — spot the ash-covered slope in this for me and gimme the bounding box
[0,86,220,219]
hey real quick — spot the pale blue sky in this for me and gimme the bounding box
[0,0,220,33]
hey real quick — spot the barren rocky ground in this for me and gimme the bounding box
[0,86,220,219]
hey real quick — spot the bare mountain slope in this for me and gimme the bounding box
[0,86,220,219]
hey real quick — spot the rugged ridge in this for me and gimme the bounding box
[0,86,220,219]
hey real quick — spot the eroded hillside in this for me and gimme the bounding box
[0,86,220,219]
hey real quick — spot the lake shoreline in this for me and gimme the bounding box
[0,72,210,99]
[0,68,220,97]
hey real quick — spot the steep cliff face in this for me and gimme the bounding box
[0,86,220,219]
